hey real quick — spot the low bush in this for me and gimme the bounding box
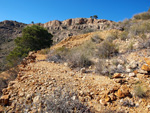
[47,41,95,68]
[68,51,92,68]
[95,59,108,75]
[119,31,128,40]
[127,41,134,51]
[105,32,118,42]
[91,34,103,43]
[47,46,70,63]
[138,37,150,49]
[82,29,94,34]
[97,41,118,59]
[38,48,50,55]
[129,21,150,35]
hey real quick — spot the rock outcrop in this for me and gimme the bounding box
[0,20,26,45]
[43,18,114,43]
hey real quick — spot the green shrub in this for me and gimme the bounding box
[15,25,53,51]
[7,25,53,67]
[98,41,118,58]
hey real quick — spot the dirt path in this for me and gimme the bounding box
[1,53,150,112]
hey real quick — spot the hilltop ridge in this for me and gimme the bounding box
[42,18,115,42]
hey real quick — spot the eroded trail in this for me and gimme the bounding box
[0,53,117,112]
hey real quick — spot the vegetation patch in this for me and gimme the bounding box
[47,40,95,68]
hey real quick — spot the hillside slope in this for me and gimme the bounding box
[0,27,150,112]
[0,20,26,72]
[0,50,150,112]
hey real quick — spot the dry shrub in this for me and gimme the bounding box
[119,31,128,40]
[38,48,50,55]
[68,51,92,68]
[95,59,108,75]
[67,41,95,68]
[133,12,150,20]
[134,84,147,98]
[47,46,69,63]
[98,41,118,59]
[105,32,118,42]
[91,34,103,43]
[129,21,150,35]
[47,41,95,68]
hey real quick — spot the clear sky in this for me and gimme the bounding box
[0,0,150,24]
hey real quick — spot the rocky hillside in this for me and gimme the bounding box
[0,20,26,45]
[0,20,26,72]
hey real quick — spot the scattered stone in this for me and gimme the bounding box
[129,61,138,69]
[114,79,126,84]
[71,96,77,100]
[112,73,122,78]
[109,93,117,101]
[135,103,139,107]
[133,70,138,75]
[33,96,40,103]
[129,73,136,77]
[64,62,68,66]
[80,68,86,73]
[8,81,17,86]
[141,64,150,71]
[126,68,132,73]
[99,99,107,106]
[117,64,124,71]
[19,92,25,97]
[144,58,150,65]
[115,85,131,98]
[0,105,3,112]
[108,85,120,94]
[0,95,10,106]
[120,99,135,107]
[147,105,150,111]
[103,95,111,102]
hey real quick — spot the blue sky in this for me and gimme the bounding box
[0,0,150,24]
